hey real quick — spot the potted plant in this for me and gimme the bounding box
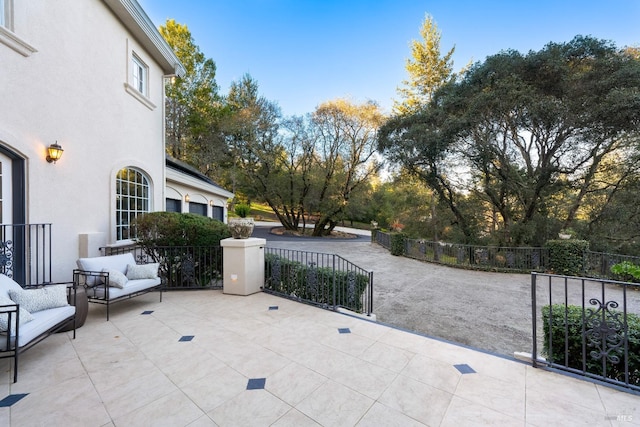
[228,203,254,239]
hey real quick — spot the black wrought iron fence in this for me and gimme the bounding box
[374,231,548,272]
[264,247,373,316]
[531,272,640,392]
[584,251,640,279]
[103,245,223,289]
[0,224,52,285]
[373,230,390,249]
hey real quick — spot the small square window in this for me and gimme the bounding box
[131,54,148,95]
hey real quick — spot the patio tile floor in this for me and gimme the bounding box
[0,290,638,426]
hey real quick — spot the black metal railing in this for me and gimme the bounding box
[0,224,52,285]
[584,251,640,279]
[103,244,223,289]
[374,231,548,272]
[531,272,640,392]
[264,247,373,316]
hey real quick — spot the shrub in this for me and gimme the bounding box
[132,212,231,288]
[611,261,640,283]
[542,304,640,386]
[234,203,251,218]
[264,253,370,312]
[390,233,407,256]
[134,212,230,247]
[545,239,589,276]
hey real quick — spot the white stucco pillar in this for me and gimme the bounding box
[221,237,266,295]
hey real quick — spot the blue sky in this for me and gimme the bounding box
[138,0,639,117]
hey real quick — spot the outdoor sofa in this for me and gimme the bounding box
[74,252,162,320]
[0,274,76,382]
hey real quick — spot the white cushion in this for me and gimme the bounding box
[0,295,34,334]
[102,268,128,288]
[77,253,136,285]
[8,285,69,313]
[0,274,24,300]
[126,263,159,280]
[13,305,75,348]
[87,278,160,300]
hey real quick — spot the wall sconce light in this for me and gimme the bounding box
[184,194,190,203]
[209,200,214,206]
[46,142,64,163]
[230,274,238,282]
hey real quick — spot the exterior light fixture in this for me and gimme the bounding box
[46,142,64,163]
[184,194,190,203]
[209,200,214,206]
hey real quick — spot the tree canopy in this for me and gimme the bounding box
[380,36,640,246]
[393,15,457,115]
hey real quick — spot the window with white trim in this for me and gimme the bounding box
[116,167,150,241]
[131,54,147,95]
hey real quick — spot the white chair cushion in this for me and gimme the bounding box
[126,263,159,280]
[77,253,136,285]
[0,274,24,300]
[0,294,34,334]
[8,285,69,313]
[102,268,128,288]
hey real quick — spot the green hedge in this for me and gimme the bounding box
[545,239,589,276]
[132,212,230,288]
[542,304,640,386]
[390,233,407,256]
[133,212,230,247]
[264,253,370,312]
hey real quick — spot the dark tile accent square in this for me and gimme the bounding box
[247,378,266,390]
[141,310,154,315]
[338,328,351,334]
[179,335,194,342]
[0,393,28,407]
[454,364,476,374]
[268,306,279,311]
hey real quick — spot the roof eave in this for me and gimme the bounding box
[102,0,186,77]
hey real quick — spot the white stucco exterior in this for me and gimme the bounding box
[0,0,185,281]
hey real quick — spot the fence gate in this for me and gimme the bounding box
[531,272,640,392]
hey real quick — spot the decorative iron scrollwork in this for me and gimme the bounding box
[0,240,14,278]
[584,298,625,364]
[180,256,196,286]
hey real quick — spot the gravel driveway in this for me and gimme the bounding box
[259,225,640,358]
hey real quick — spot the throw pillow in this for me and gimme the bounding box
[102,268,128,288]
[0,295,34,334]
[126,263,159,280]
[8,285,69,313]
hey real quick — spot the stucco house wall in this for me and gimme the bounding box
[0,0,184,281]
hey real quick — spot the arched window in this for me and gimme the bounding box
[116,167,150,241]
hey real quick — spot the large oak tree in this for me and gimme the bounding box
[379,36,640,245]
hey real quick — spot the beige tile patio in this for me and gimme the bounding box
[377,373,453,426]
[266,362,327,406]
[356,401,426,426]
[271,408,322,427]
[112,389,205,427]
[1,290,638,427]
[295,380,374,427]
[208,389,291,427]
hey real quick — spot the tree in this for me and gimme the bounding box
[393,15,457,115]
[309,99,385,236]
[380,36,640,246]
[160,19,226,170]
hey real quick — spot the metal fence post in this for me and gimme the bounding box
[531,272,538,368]
[332,254,336,309]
